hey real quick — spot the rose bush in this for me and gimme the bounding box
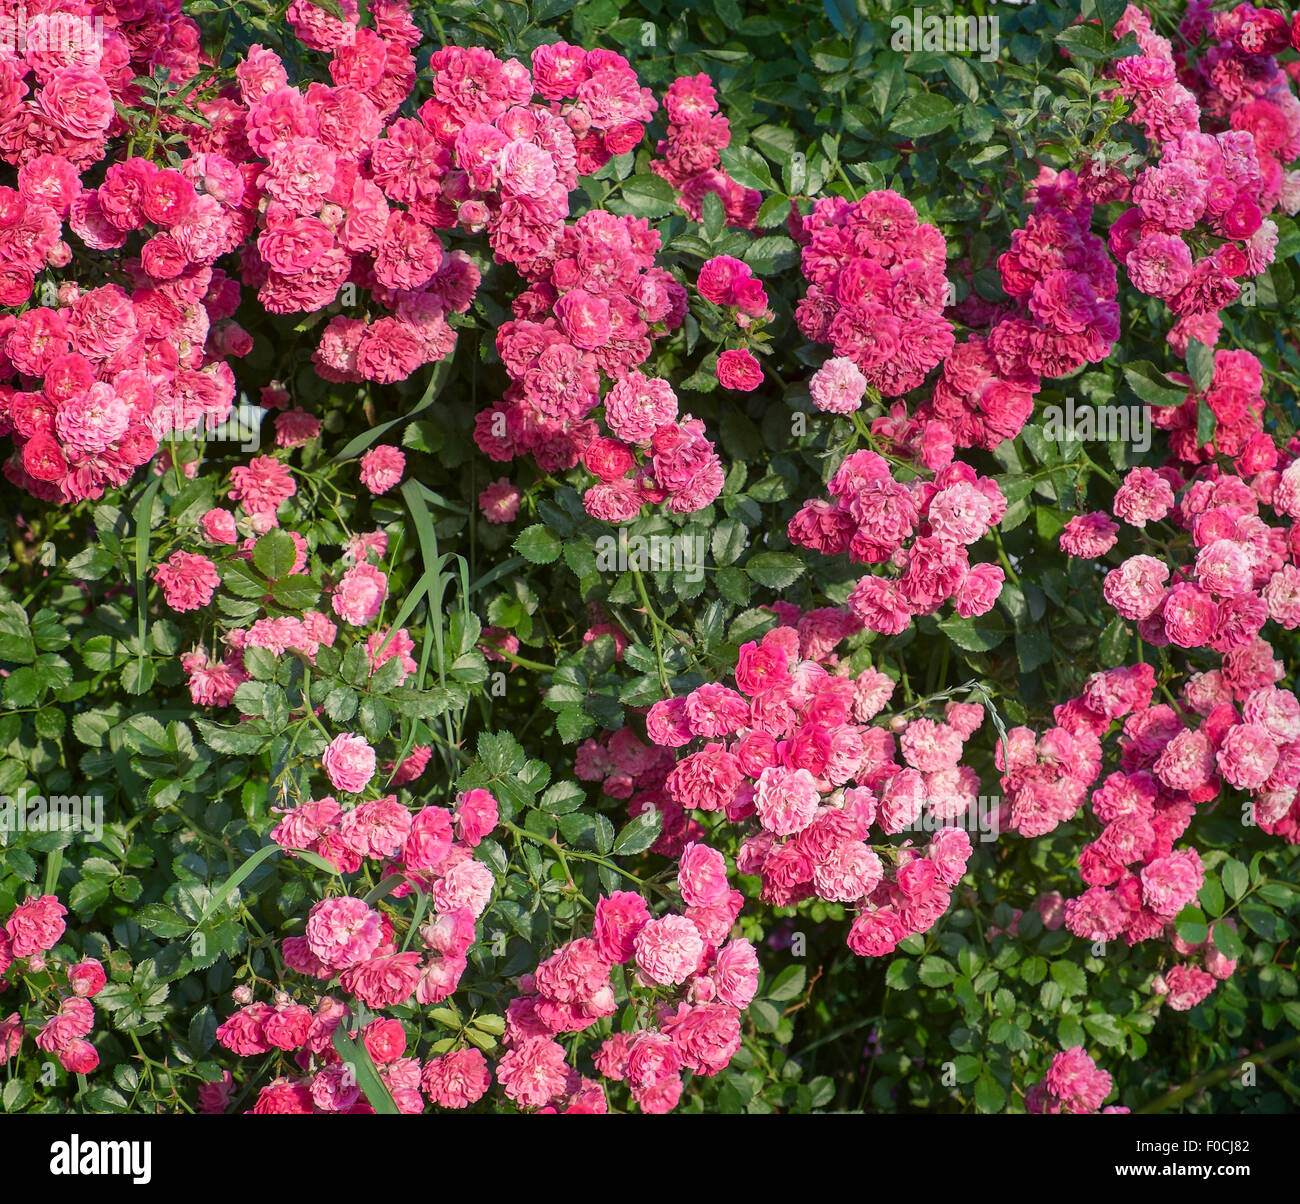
[0,0,1297,1116]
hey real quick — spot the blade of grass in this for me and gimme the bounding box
[331,1025,401,1115]
[132,474,162,672]
[401,478,461,775]
[332,356,452,464]
[190,842,281,931]
[469,555,526,597]
[362,874,408,905]
[192,844,340,931]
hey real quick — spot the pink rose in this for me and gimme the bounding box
[633,915,705,986]
[331,562,388,626]
[715,348,763,391]
[322,733,376,794]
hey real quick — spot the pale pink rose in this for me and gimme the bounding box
[322,733,376,794]
[633,915,705,986]
[478,477,522,523]
[331,562,388,626]
[305,896,383,969]
[359,444,406,494]
[422,1048,491,1109]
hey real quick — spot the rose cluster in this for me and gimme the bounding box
[1104,4,1287,354]
[1026,1046,1124,1114]
[651,72,761,229]
[475,207,722,523]
[1149,349,1274,468]
[0,14,713,505]
[911,166,1120,458]
[1020,446,1300,1015]
[1157,916,1239,1011]
[697,254,773,393]
[641,619,984,959]
[576,725,677,807]
[1181,3,1300,212]
[217,992,452,1114]
[172,450,413,711]
[215,787,500,1111]
[0,0,262,501]
[498,876,758,1114]
[793,189,954,398]
[787,450,1007,635]
[0,894,105,1075]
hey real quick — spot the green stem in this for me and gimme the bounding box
[632,568,671,693]
[991,528,1020,586]
[502,821,662,892]
[1136,1033,1300,1114]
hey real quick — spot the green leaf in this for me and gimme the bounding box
[743,236,797,275]
[1212,920,1246,960]
[938,613,1008,652]
[66,546,116,581]
[1098,616,1130,667]
[0,601,36,664]
[538,781,587,815]
[872,57,906,119]
[942,56,981,103]
[745,551,804,589]
[617,173,678,218]
[890,93,957,139]
[3,1078,34,1111]
[1015,629,1052,673]
[513,525,561,566]
[1020,956,1048,985]
[1082,1013,1126,1049]
[822,0,857,37]
[885,959,916,989]
[1196,397,1217,449]
[1198,875,1225,918]
[1050,961,1087,996]
[1221,858,1249,902]
[252,529,296,579]
[918,956,955,987]
[1122,360,1188,408]
[3,666,41,707]
[711,518,749,567]
[612,808,662,856]
[719,146,775,192]
[1174,904,1208,946]
[974,1071,1005,1113]
[331,1026,400,1115]
[767,965,806,1002]
[532,0,576,19]
[1186,338,1215,394]
[1054,23,1114,61]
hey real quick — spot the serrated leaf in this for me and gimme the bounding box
[612,808,662,856]
[890,93,956,139]
[745,551,804,589]
[513,525,561,565]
